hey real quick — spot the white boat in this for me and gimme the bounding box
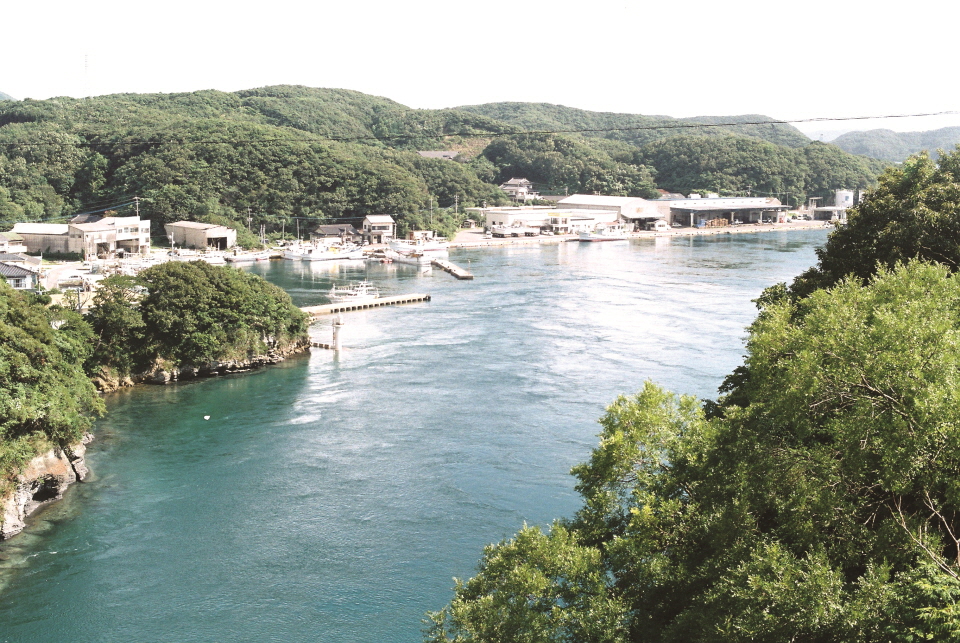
[385,249,432,266]
[328,280,380,303]
[578,227,629,242]
[389,238,449,257]
[300,244,365,262]
[224,250,272,263]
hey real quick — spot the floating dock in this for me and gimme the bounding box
[300,293,431,317]
[431,258,474,280]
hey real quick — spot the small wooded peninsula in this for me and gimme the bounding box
[0,261,307,537]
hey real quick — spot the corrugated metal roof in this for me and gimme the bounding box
[70,222,115,231]
[11,223,69,235]
[558,194,648,207]
[166,221,222,230]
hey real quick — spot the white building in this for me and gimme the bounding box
[165,221,237,250]
[12,215,151,259]
[362,215,396,244]
[499,178,540,202]
[557,194,661,229]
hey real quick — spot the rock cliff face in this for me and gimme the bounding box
[93,338,311,392]
[0,434,93,540]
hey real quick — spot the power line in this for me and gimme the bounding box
[0,110,956,150]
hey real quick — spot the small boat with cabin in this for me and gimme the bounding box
[328,280,380,303]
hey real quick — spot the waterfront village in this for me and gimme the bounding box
[0,182,846,296]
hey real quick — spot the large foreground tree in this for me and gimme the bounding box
[427,262,960,642]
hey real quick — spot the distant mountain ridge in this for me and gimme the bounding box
[0,91,15,101]
[832,126,960,162]
[455,101,812,149]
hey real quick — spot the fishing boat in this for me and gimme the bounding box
[389,238,449,257]
[300,243,365,262]
[224,250,272,263]
[385,249,432,266]
[578,226,629,242]
[328,280,380,303]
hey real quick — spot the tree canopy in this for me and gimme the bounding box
[428,263,960,642]
[792,148,960,297]
[0,283,103,489]
[86,261,308,374]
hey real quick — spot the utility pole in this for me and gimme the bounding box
[247,207,253,232]
[454,194,459,216]
[134,195,140,217]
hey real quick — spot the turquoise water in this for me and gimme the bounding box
[0,231,827,642]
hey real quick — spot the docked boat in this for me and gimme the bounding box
[578,227,629,242]
[224,250,272,263]
[389,238,449,257]
[328,280,380,303]
[300,243,365,262]
[385,249,432,266]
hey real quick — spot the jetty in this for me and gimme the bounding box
[300,293,431,317]
[431,258,473,280]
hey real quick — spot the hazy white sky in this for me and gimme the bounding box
[5,0,958,135]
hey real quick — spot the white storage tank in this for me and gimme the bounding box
[835,190,855,208]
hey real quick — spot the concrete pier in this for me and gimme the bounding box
[431,258,473,280]
[301,293,431,317]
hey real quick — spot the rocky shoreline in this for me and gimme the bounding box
[0,338,311,540]
[92,337,312,392]
[0,434,93,540]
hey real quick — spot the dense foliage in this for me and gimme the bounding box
[86,261,308,374]
[455,102,812,149]
[833,128,960,163]
[0,283,103,488]
[635,136,885,206]
[0,86,887,238]
[792,149,960,297]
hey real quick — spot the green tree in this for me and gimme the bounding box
[792,149,960,297]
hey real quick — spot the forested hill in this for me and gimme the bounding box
[832,126,960,162]
[0,85,885,241]
[454,102,812,148]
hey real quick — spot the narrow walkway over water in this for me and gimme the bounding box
[300,293,431,317]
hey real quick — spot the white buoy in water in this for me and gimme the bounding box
[203,415,210,420]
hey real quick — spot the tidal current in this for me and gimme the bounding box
[0,230,827,642]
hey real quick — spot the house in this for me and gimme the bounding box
[310,224,362,245]
[0,262,38,290]
[164,221,236,250]
[361,215,396,244]
[499,178,540,202]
